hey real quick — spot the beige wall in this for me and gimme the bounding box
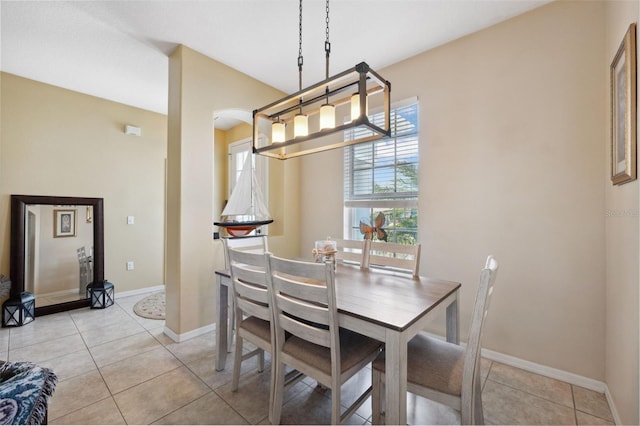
[165,45,300,336]
[0,73,167,296]
[302,0,608,381]
[604,2,640,424]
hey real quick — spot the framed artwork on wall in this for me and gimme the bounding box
[54,209,77,238]
[610,23,637,185]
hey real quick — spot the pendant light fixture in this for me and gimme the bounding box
[254,0,391,160]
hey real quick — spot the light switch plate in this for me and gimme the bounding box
[126,261,134,270]
[127,216,135,225]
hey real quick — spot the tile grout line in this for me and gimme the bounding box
[574,408,616,424]
[482,359,493,392]
[484,377,576,412]
[571,383,578,425]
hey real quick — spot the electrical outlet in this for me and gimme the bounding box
[126,261,134,271]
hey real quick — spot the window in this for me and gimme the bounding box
[228,139,251,197]
[227,138,267,198]
[343,99,418,244]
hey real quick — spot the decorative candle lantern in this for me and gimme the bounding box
[313,239,337,269]
[2,291,35,327]
[86,280,115,309]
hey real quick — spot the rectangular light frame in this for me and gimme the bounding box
[253,62,391,160]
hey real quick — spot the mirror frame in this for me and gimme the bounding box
[10,195,104,316]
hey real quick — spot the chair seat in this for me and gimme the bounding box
[283,328,382,375]
[239,316,271,343]
[372,334,464,397]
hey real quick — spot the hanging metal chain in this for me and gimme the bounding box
[325,0,331,79]
[325,0,330,46]
[298,0,304,92]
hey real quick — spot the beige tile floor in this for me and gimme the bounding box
[0,292,615,425]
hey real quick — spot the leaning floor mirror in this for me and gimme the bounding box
[10,195,104,316]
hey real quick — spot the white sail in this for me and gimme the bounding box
[221,154,271,221]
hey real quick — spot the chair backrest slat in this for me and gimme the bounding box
[223,236,268,269]
[366,241,421,277]
[237,297,269,320]
[271,276,328,303]
[234,278,269,302]
[225,236,269,252]
[367,254,417,271]
[335,239,367,266]
[233,268,269,292]
[278,314,332,347]
[277,295,329,326]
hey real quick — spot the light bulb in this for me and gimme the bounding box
[272,121,286,143]
[319,104,336,130]
[351,93,369,121]
[294,114,308,137]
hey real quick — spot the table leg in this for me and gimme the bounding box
[384,330,407,425]
[446,291,459,344]
[215,274,229,371]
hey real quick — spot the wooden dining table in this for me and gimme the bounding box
[214,263,461,425]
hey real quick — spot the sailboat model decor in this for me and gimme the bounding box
[214,155,273,237]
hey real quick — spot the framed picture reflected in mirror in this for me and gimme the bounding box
[54,209,77,238]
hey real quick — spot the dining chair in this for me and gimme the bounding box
[371,255,499,425]
[366,240,421,277]
[226,247,272,392]
[266,254,384,425]
[334,239,369,267]
[223,236,269,350]
[227,247,304,420]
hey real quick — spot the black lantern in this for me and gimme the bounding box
[2,291,35,327]
[86,280,114,309]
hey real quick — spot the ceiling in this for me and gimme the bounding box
[1,0,550,129]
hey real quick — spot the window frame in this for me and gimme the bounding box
[343,97,419,242]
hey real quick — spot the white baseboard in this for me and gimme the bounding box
[604,385,622,426]
[163,323,216,343]
[481,348,606,392]
[115,284,164,298]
